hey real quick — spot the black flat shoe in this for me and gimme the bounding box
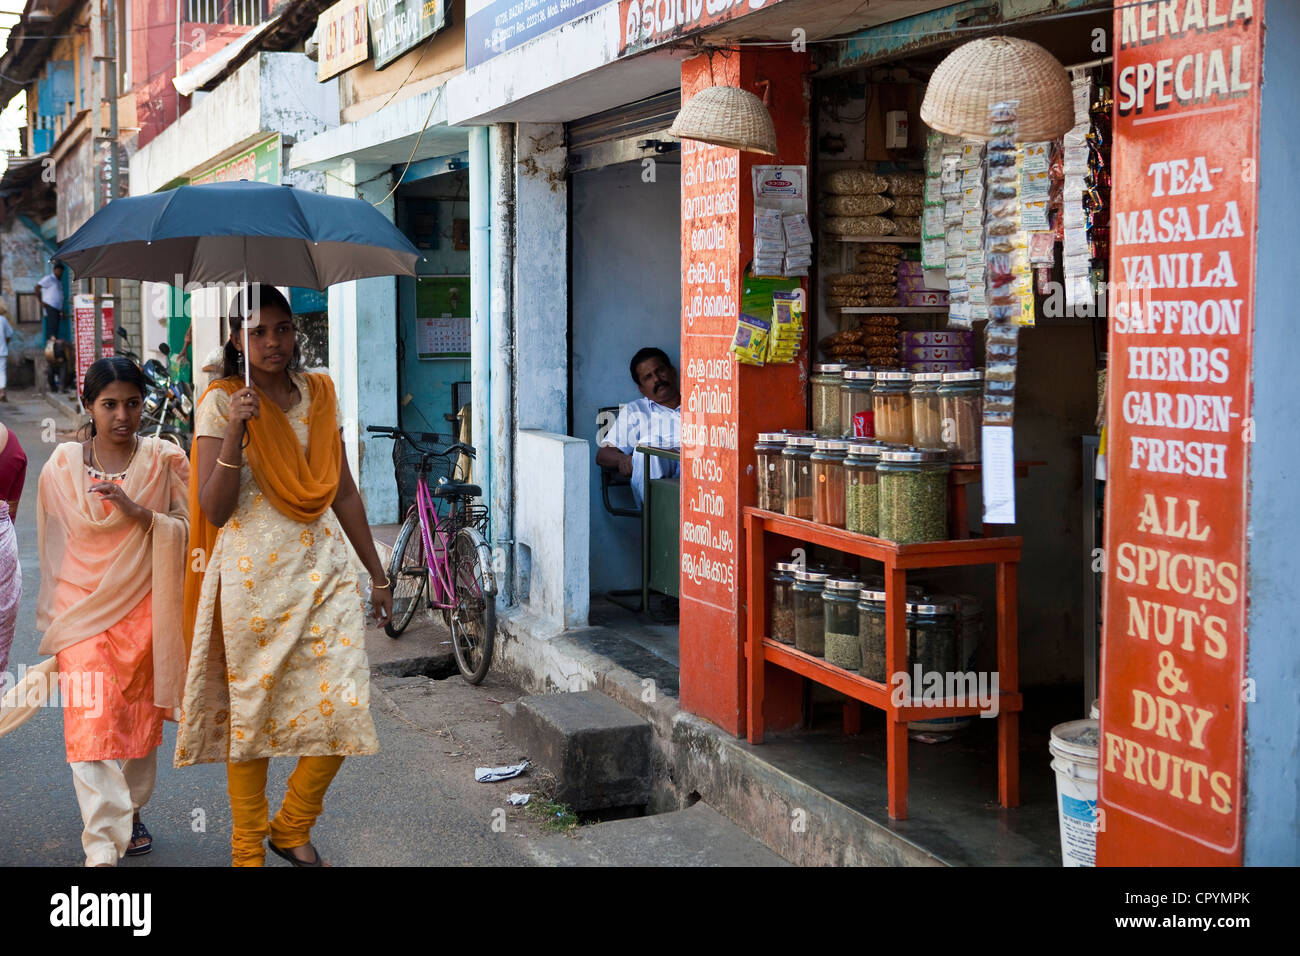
[125,820,152,856]
[267,839,325,867]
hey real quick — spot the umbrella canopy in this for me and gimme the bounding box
[54,179,421,290]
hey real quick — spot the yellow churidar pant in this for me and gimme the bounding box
[226,755,345,867]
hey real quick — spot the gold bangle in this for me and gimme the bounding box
[216,457,241,469]
[370,576,391,590]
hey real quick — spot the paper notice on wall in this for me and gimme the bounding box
[981,425,1015,524]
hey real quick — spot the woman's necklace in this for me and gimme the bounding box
[91,435,139,480]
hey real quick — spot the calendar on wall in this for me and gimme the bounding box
[416,275,470,359]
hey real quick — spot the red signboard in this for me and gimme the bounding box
[73,294,115,399]
[1099,0,1263,865]
[619,0,790,55]
[678,53,745,721]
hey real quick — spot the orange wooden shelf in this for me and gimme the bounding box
[744,506,1023,820]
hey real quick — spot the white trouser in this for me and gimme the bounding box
[68,750,158,867]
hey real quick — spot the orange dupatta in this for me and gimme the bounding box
[182,372,342,657]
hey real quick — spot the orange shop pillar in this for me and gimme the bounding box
[678,48,809,736]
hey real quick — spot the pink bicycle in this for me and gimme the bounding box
[367,425,497,683]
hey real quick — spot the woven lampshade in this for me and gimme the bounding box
[920,36,1074,142]
[669,85,778,155]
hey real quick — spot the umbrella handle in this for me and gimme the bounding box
[242,266,251,388]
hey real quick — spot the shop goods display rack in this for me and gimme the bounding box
[743,507,1023,820]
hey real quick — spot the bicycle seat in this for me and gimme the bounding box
[433,481,482,500]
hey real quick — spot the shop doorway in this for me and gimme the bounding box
[568,92,683,660]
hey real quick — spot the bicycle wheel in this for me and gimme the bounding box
[385,512,427,638]
[449,526,496,684]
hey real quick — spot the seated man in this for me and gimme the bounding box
[596,346,681,507]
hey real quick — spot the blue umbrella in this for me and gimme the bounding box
[55,179,422,384]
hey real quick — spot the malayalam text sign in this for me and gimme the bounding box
[620,0,789,56]
[73,294,115,399]
[1099,0,1263,864]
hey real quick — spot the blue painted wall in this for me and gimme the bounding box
[1244,0,1300,866]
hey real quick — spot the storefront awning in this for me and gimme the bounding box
[172,16,281,97]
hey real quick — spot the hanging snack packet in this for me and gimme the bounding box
[730,314,770,366]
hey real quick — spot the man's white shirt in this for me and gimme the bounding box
[37,274,62,310]
[602,397,681,506]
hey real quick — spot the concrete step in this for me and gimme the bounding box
[526,802,791,867]
[501,691,652,811]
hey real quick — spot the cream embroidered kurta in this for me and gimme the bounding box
[176,371,379,765]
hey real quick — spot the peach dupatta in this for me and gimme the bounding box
[34,437,190,710]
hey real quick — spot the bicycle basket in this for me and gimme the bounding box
[393,438,454,517]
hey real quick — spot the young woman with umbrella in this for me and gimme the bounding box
[178,284,392,866]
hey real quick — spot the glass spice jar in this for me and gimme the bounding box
[811,364,847,437]
[840,368,876,438]
[768,561,799,645]
[954,593,984,670]
[793,569,830,655]
[872,371,914,445]
[910,372,945,449]
[856,588,888,683]
[908,597,960,676]
[845,441,884,537]
[754,432,787,512]
[822,577,864,670]
[781,434,816,519]
[877,449,949,543]
[811,439,849,528]
[939,369,984,463]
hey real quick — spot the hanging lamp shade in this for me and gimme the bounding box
[669,85,778,155]
[920,36,1074,142]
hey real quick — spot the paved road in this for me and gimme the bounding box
[0,388,785,868]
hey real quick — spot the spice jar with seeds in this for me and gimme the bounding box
[856,588,888,682]
[822,577,864,670]
[754,432,787,512]
[811,438,849,527]
[812,364,847,437]
[872,371,914,445]
[840,368,876,438]
[845,441,884,536]
[781,434,816,519]
[792,569,830,655]
[910,372,946,449]
[939,369,984,463]
[954,593,984,670]
[908,597,960,676]
[768,560,799,645]
[878,449,949,543]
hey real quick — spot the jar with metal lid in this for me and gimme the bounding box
[840,369,876,438]
[856,588,888,682]
[811,364,847,437]
[910,372,945,449]
[754,432,787,512]
[845,441,884,536]
[822,577,863,669]
[872,371,913,445]
[792,569,830,655]
[908,597,960,676]
[939,369,984,463]
[781,434,815,519]
[878,449,949,543]
[811,439,849,527]
[768,561,799,645]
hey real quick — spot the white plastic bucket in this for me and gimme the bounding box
[1050,719,1100,867]
[1089,698,1099,719]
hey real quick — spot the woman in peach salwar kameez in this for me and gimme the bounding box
[35,358,189,867]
